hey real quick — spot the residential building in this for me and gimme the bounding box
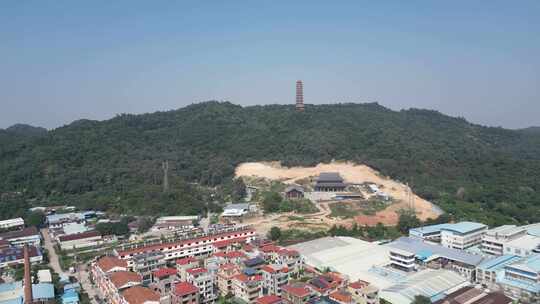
[185,268,216,304]
[171,282,199,304]
[314,173,347,192]
[62,289,80,304]
[282,283,313,304]
[121,286,160,304]
[261,264,289,296]
[243,257,266,274]
[216,263,240,296]
[0,218,24,230]
[256,295,283,304]
[176,257,199,281]
[231,274,263,304]
[58,230,102,250]
[37,270,52,283]
[276,249,302,274]
[115,228,256,266]
[328,290,353,304]
[149,268,177,303]
[132,252,166,284]
[481,225,527,256]
[308,273,346,297]
[347,280,379,304]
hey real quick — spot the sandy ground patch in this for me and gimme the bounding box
[236,161,441,229]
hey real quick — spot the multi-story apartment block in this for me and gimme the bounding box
[132,251,166,284]
[92,256,129,296]
[216,263,240,296]
[171,282,200,304]
[186,268,216,304]
[149,267,177,303]
[177,257,199,281]
[231,274,263,304]
[261,264,289,296]
[115,228,256,267]
[276,249,302,275]
[106,271,143,304]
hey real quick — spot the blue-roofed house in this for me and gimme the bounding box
[63,283,81,293]
[0,282,23,304]
[497,254,540,302]
[61,290,79,304]
[46,213,85,229]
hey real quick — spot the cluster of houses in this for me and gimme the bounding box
[90,225,382,304]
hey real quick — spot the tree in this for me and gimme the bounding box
[25,211,45,228]
[397,211,421,234]
[411,295,431,304]
[137,217,155,233]
[268,227,282,241]
[232,178,247,202]
[261,192,282,213]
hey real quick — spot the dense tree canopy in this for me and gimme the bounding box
[1,101,540,225]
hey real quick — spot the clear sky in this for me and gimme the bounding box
[1,1,539,129]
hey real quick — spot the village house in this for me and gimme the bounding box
[216,263,240,296]
[185,267,216,304]
[171,282,200,304]
[261,264,290,296]
[282,283,314,304]
[120,286,160,304]
[149,268,177,303]
[284,185,305,200]
[232,274,263,304]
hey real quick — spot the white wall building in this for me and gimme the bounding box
[0,218,24,230]
[440,222,487,250]
[481,225,526,256]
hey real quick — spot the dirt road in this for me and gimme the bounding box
[236,161,442,227]
[41,228,65,276]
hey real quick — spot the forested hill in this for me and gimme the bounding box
[1,101,540,225]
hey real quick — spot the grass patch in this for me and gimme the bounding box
[329,203,358,218]
[361,199,389,215]
[288,215,305,221]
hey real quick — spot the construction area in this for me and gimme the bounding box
[234,161,442,234]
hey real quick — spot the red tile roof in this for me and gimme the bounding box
[261,265,289,274]
[279,248,299,257]
[186,267,208,275]
[122,286,159,304]
[282,284,311,298]
[117,228,255,256]
[152,267,177,279]
[257,295,282,304]
[348,280,369,290]
[225,251,245,259]
[176,257,197,265]
[110,271,142,288]
[329,290,352,303]
[59,230,101,242]
[260,245,282,253]
[234,274,263,283]
[173,282,199,297]
[96,256,127,273]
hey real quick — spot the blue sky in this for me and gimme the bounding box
[1,1,539,129]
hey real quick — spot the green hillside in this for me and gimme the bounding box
[1,101,539,226]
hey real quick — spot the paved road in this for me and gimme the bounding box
[41,228,99,304]
[41,228,66,276]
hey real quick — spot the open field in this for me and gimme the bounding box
[236,161,442,231]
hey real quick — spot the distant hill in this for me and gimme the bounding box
[1,101,539,225]
[5,124,47,137]
[519,126,540,134]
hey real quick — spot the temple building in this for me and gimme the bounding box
[314,173,347,192]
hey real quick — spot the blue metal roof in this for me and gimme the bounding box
[0,282,22,293]
[477,255,521,271]
[0,297,23,304]
[30,283,55,300]
[409,223,452,235]
[508,254,540,273]
[62,290,79,304]
[440,222,487,234]
[386,237,487,266]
